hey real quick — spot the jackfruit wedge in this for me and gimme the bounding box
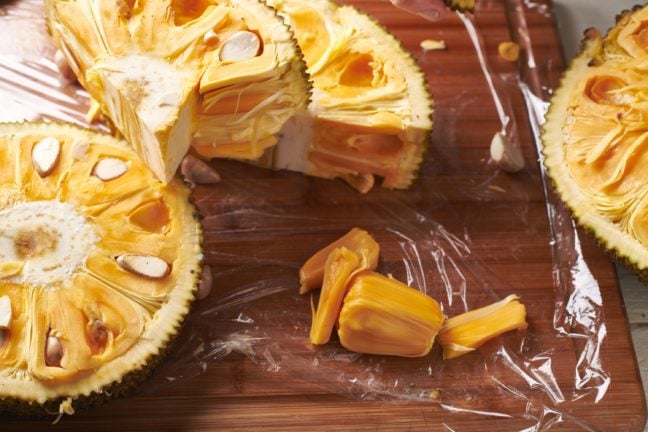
[299,227,379,294]
[45,0,309,183]
[265,0,433,190]
[438,295,527,359]
[310,247,360,345]
[337,272,444,357]
[0,123,201,415]
[542,5,648,273]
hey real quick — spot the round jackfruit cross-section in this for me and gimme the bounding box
[542,5,648,272]
[45,0,310,182]
[0,123,202,414]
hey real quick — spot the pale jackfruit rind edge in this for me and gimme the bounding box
[0,122,203,417]
[259,0,314,102]
[541,6,648,276]
[334,1,434,189]
[351,4,434,188]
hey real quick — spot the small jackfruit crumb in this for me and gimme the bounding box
[52,397,75,424]
[420,39,447,51]
[498,41,520,62]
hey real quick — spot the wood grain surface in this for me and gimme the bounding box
[0,0,646,430]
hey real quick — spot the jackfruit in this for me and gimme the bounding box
[299,227,379,294]
[337,272,444,357]
[265,0,433,190]
[438,295,527,359]
[0,123,202,415]
[310,247,360,345]
[542,5,648,274]
[45,0,309,183]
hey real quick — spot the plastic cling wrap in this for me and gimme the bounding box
[0,0,643,430]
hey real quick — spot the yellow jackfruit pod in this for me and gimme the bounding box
[438,295,527,360]
[337,272,444,357]
[0,262,24,279]
[310,247,360,345]
[299,228,379,294]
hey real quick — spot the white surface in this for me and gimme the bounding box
[553,1,648,429]
[553,0,639,60]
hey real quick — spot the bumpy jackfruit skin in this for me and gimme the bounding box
[0,122,202,416]
[542,5,648,274]
[265,0,433,190]
[45,0,309,183]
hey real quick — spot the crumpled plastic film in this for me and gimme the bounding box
[0,0,615,429]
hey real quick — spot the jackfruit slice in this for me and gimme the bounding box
[299,227,379,294]
[437,295,527,359]
[265,0,433,190]
[45,0,309,183]
[337,272,444,357]
[0,123,201,414]
[542,5,648,272]
[310,247,360,345]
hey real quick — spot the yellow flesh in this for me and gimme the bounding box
[337,272,444,357]
[46,0,308,181]
[267,0,432,189]
[437,295,527,359]
[299,227,379,294]
[543,6,648,267]
[309,247,360,345]
[0,123,201,404]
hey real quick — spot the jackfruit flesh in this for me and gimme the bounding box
[337,272,444,357]
[437,295,527,359]
[299,227,379,294]
[0,123,201,411]
[45,0,309,183]
[265,0,433,190]
[310,247,360,345]
[542,5,648,271]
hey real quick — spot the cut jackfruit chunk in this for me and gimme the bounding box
[299,228,379,294]
[265,0,433,190]
[437,295,527,360]
[542,5,648,272]
[0,123,201,411]
[310,247,360,345]
[46,0,309,182]
[337,272,444,357]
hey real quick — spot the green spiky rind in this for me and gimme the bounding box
[237,0,312,107]
[0,342,166,418]
[260,0,314,105]
[0,121,203,416]
[541,6,648,275]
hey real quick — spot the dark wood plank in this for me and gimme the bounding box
[0,0,645,430]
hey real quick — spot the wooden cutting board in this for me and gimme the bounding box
[0,0,646,430]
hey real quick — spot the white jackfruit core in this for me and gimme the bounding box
[98,55,186,133]
[91,54,196,182]
[0,201,97,286]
